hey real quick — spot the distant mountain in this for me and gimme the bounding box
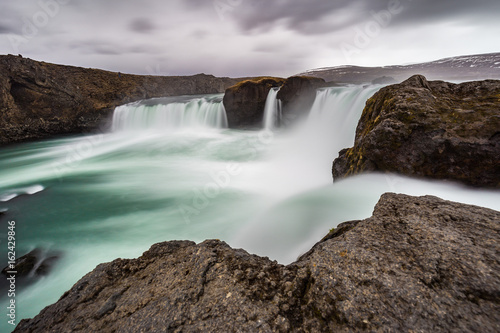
[298,53,500,84]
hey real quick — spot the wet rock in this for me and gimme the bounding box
[15,194,500,332]
[223,76,326,128]
[1,248,61,278]
[277,76,326,125]
[332,75,500,187]
[1,248,62,298]
[0,55,241,145]
[223,77,286,128]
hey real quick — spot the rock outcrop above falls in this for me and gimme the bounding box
[0,55,241,144]
[223,76,326,128]
[223,77,285,128]
[277,76,327,125]
[15,193,500,332]
[332,75,500,187]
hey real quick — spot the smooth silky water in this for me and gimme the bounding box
[1,88,499,330]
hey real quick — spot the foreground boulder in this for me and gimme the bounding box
[332,75,500,187]
[15,193,500,332]
[0,55,241,144]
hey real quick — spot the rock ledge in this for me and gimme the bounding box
[15,193,500,332]
[332,75,500,187]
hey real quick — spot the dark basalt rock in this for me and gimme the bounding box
[0,55,242,145]
[15,193,500,332]
[332,75,500,187]
[1,248,61,295]
[2,250,37,277]
[277,76,326,125]
[223,77,286,128]
[223,76,326,128]
[1,248,61,278]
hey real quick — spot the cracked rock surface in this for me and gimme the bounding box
[15,193,500,332]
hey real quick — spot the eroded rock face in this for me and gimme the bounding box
[15,193,500,332]
[0,55,241,144]
[223,77,286,128]
[277,76,326,125]
[332,75,500,187]
[223,76,326,128]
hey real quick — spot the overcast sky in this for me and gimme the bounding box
[0,0,499,77]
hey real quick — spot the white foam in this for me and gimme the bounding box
[0,185,45,202]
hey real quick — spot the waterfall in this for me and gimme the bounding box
[305,85,383,151]
[250,85,385,195]
[263,87,282,129]
[112,94,228,132]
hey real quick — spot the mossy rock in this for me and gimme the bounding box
[332,75,500,187]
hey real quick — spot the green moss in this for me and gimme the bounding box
[230,77,285,92]
[343,147,367,177]
[397,111,416,124]
[357,95,394,138]
[311,305,324,321]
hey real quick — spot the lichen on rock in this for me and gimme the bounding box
[332,75,500,187]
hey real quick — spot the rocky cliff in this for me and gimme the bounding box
[332,75,500,187]
[14,193,500,332]
[223,77,285,128]
[0,55,241,144]
[223,76,326,128]
[277,76,327,126]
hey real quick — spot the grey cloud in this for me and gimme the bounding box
[253,42,287,54]
[190,29,209,40]
[0,0,498,77]
[129,18,156,33]
[233,0,355,32]
[0,5,25,35]
[69,39,125,55]
[0,24,15,34]
[92,46,120,55]
[396,0,500,22]
[69,39,162,56]
[178,0,354,34]
[227,0,500,35]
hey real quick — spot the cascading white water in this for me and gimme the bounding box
[263,87,282,129]
[304,85,382,152]
[228,83,500,262]
[245,85,384,196]
[112,94,228,131]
